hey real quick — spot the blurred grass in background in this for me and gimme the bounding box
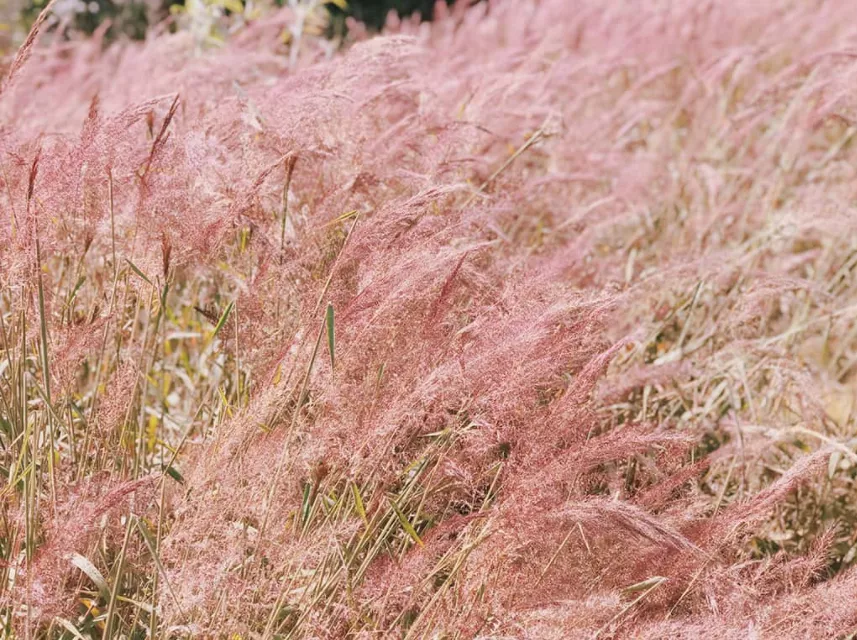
[7,0,453,48]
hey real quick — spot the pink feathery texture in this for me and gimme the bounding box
[4,0,857,637]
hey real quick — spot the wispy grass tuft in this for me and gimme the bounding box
[5,0,857,637]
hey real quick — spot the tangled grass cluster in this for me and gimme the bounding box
[4,0,857,637]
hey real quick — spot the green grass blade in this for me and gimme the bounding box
[137,516,186,617]
[326,302,335,371]
[351,482,368,525]
[390,500,424,548]
[213,300,234,339]
[125,258,153,286]
[68,275,86,304]
[301,481,313,526]
[164,464,184,484]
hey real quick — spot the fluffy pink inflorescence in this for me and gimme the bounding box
[5,0,857,637]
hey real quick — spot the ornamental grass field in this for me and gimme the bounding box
[3,1,857,637]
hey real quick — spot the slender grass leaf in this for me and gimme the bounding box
[213,301,234,339]
[125,258,153,286]
[351,482,368,525]
[301,482,312,526]
[829,450,842,479]
[137,517,186,617]
[159,282,170,313]
[335,208,358,222]
[621,576,667,594]
[326,302,335,371]
[390,500,424,548]
[68,275,86,304]
[116,595,154,613]
[70,553,110,599]
[164,464,185,484]
[55,618,87,640]
[319,209,359,229]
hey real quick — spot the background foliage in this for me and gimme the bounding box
[17,0,453,42]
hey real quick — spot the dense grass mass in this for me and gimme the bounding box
[4,0,857,637]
